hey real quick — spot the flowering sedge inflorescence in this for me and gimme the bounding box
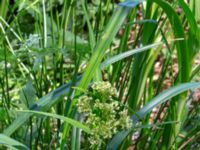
[77,81,132,148]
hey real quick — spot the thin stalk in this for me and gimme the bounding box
[42,0,47,48]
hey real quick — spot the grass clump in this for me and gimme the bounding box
[0,0,200,149]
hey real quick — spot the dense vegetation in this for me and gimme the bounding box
[0,0,200,149]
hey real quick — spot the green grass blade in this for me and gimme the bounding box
[107,82,200,149]
[178,0,200,59]
[78,6,130,90]
[153,0,190,82]
[3,113,32,136]
[100,42,162,69]
[42,0,47,48]
[0,134,29,150]
[132,82,200,121]
[189,0,200,24]
[17,110,91,134]
[0,0,9,19]
[178,0,200,40]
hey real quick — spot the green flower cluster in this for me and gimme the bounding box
[77,81,132,148]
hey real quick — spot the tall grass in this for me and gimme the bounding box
[0,0,200,149]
